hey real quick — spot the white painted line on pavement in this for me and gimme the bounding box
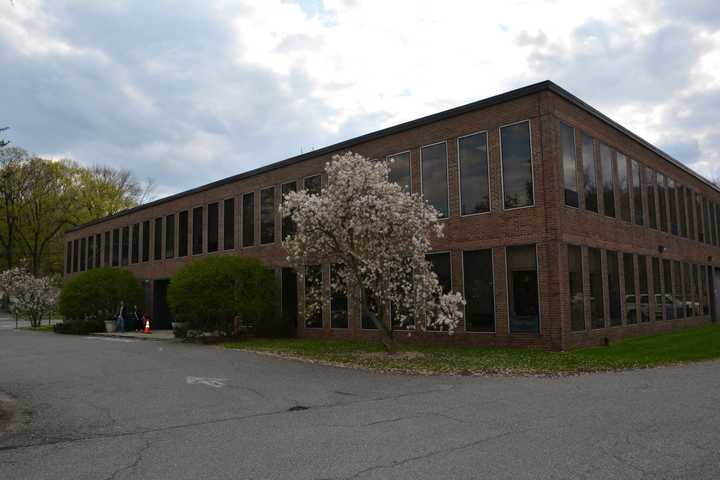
[84,336,138,343]
[186,376,227,388]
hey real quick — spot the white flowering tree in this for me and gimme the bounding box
[0,267,58,328]
[281,152,464,352]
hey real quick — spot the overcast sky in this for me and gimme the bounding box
[1,0,719,198]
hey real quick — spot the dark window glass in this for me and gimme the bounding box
[224,199,235,250]
[361,291,379,330]
[260,187,275,245]
[631,160,644,226]
[623,253,636,324]
[66,241,72,274]
[80,237,86,271]
[459,133,490,214]
[281,268,298,327]
[684,263,693,317]
[696,193,705,242]
[638,255,650,323]
[141,221,150,262]
[668,177,678,235]
[707,199,716,246]
[589,247,604,328]
[207,203,218,253]
[154,217,163,260]
[617,153,630,221]
[607,250,621,326]
[652,257,662,321]
[95,233,102,267]
[421,142,449,217]
[87,236,94,270]
[646,167,657,229]
[568,245,584,331]
[178,213,187,257]
[560,123,578,208]
[715,203,720,247]
[165,214,175,259]
[673,261,684,319]
[304,175,322,195]
[112,229,119,266]
[686,188,695,240]
[192,207,203,255]
[677,183,687,237]
[73,239,79,272]
[281,182,297,240]
[599,144,615,218]
[507,245,539,333]
[700,265,709,315]
[330,266,348,329]
[463,249,495,332]
[693,265,701,316]
[131,223,139,264]
[121,226,129,266]
[104,231,111,266]
[501,122,534,209]
[427,252,452,331]
[304,265,323,329]
[581,133,598,212]
[714,203,720,246]
[703,197,711,245]
[657,173,668,233]
[388,151,411,192]
[242,193,254,247]
[663,259,674,320]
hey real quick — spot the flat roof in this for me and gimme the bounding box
[67,80,719,233]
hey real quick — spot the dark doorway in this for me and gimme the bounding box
[712,268,720,323]
[281,268,298,335]
[152,279,174,329]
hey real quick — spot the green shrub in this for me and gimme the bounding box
[167,256,277,335]
[53,319,106,335]
[59,268,143,322]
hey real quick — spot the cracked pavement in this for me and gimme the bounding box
[0,327,719,479]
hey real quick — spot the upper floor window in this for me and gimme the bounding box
[304,175,322,195]
[421,142,449,217]
[387,151,411,192]
[281,181,297,240]
[458,132,490,215]
[599,143,615,218]
[95,233,102,267]
[617,153,630,222]
[154,217,163,260]
[112,229,120,266]
[131,223,139,264]
[80,237,87,271]
[667,177,678,235]
[559,123,578,208]
[104,231,111,266]
[657,173,668,233]
[165,214,175,259]
[192,207,203,255]
[242,193,255,247]
[260,187,276,245]
[121,226,129,266]
[142,221,150,262]
[631,160,644,226]
[178,212,188,257]
[223,199,235,250]
[66,241,72,274]
[646,168,658,229]
[501,121,534,209]
[207,203,219,253]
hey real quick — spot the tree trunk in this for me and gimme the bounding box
[361,289,395,353]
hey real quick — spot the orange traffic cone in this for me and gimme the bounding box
[144,319,152,334]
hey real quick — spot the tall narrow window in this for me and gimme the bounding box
[663,259,674,320]
[657,173,668,233]
[702,197,711,245]
[304,175,322,195]
[623,253,636,324]
[141,221,150,262]
[617,153,630,221]
[207,203,219,253]
[589,247,604,328]
[242,193,254,247]
[121,226,129,266]
[607,250,621,326]
[223,199,235,250]
[80,237,87,271]
[673,261,684,319]
[112,229,119,266]
[631,160,644,226]
[677,183,687,237]
[458,132,490,214]
[501,121,534,209]
[652,257,662,321]
[599,144,615,218]
[684,263,693,317]
[427,252,452,331]
[260,187,275,244]
[638,255,650,323]
[463,249,495,332]
[178,212,188,257]
[95,233,102,267]
[700,265,709,315]
[73,239,79,272]
[581,133,598,212]
[330,265,348,329]
[421,142,449,217]
[668,178,678,235]
[560,123,578,208]
[281,268,298,327]
[568,245,585,331]
[104,231,111,266]
[131,223,139,264]
[696,193,705,242]
[715,203,720,247]
[87,236,94,270]
[361,291,379,330]
[507,245,539,333]
[646,168,657,229]
[304,265,323,329]
[66,241,72,274]
[707,199,716,246]
[281,182,297,240]
[154,217,163,260]
[192,207,203,255]
[387,151,411,192]
[165,214,175,259]
[686,188,695,240]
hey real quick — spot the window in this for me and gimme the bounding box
[281,268,298,327]
[501,121,534,209]
[131,223,139,264]
[73,239,79,272]
[80,237,86,271]
[606,250,621,326]
[617,153,630,221]
[421,142,449,217]
[207,203,219,253]
[154,217,163,260]
[684,263,693,317]
[589,247,604,329]
[192,207,203,255]
[506,245,539,333]
[703,197,712,245]
[388,151,411,192]
[330,266,348,329]
[631,160,644,226]
[581,133,598,212]
[652,257,662,321]
[104,231,111,266]
[304,175,321,195]
[693,264,701,316]
[568,245,584,331]
[638,255,650,323]
[242,193,254,247]
[95,233,102,267]
[696,193,704,242]
[165,214,175,259]
[260,187,275,245]
[463,249,495,332]
[667,177,678,235]
[560,123,578,208]
[599,144,615,218]
[707,199,716,246]
[66,241,72,274]
[224,199,235,250]
[686,188,695,240]
[657,173,668,233]
[87,236,94,270]
[112,229,119,266]
[178,212,188,257]
[700,265,709,315]
[141,221,150,262]
[281,182,297,240]
[715,203,720,247]
[623,253,636,324]
[304,265,323,329]
[646,168,658,229]
[121,226,129,266]
[673,261,684,319]
[677,183,687,237]
[361,291,380,330]
[458,133,490,214]
[427,252,452,331]
[663,259,674,320]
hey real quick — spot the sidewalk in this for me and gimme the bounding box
[90,330,178,341]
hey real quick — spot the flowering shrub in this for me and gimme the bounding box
[0,268,59,327]
[281,151,465,350]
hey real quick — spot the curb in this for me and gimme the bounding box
[88,332,180,342]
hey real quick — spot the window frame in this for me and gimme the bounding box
[505,243,541,334]
[559,122,579,210]
[419,140,450,219]
[499,119,535,211]
[461,248,496,334]
[386,150,412,193]
[259,185,276,246]
[456,130,491,217]
[424,250,453,334]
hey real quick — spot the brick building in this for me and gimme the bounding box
[64,81,720,350]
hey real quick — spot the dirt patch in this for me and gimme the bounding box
[357,351,426,361]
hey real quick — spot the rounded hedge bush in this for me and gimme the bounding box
[167,256,277,335]
[59,268,143,322]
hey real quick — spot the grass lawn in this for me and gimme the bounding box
[224,324,720,375]
[20,324,55,332]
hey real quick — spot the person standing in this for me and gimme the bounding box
[133,305,142,332]
[116,301,126,333]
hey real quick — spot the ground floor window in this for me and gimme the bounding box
[674,261,684,319]
[304,265,323,329]
[361,291,379,330]
[607,251,621,326]
[652,257,662,321]
[623,253,636,324]
[589,247,604,328]
[426,252,452,331]
[507,245,539,334]
[638,255,649,323]
[464,249,495,332]
[663,259,674,320]
[330,266,348,329]
[281,268,298,328]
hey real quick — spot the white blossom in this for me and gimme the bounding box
[0,268,58,328]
